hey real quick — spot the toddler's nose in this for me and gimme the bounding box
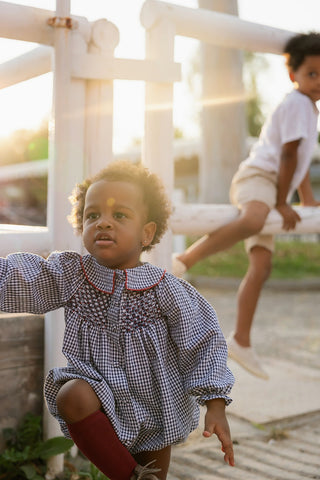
[96,216,112,229]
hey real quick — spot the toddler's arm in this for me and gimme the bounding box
[0,251,82,313]
[276,139,302,230]
[298,171,320,206]
[203,398,234,467]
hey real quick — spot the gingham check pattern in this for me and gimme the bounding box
[0,252,234,454]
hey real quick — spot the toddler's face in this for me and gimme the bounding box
[82,180,156,269]
[291,55,320,103]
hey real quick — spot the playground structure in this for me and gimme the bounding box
[0,0,320,475]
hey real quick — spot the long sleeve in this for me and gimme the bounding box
[156,274,234,405]
[0,251,84,314]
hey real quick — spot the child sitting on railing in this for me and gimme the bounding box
[173,31,320,380]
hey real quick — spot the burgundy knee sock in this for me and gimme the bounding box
[67,410,137,480]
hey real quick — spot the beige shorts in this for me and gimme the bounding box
[229,166,277,253]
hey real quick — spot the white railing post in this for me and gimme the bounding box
[141,14,176,270]
[43,1,88,477]
[84,19,119,177]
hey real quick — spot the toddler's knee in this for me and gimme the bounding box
[240,215,266,237]
[56,379,101,424]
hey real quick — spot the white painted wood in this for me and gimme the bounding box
[72,55,181,83]
[1,204,318,261]
[171,204,320,235]
[142,18,176,270]
[84,19,119,176]
[47,15,86,252]
[0,50,180,91]
[0,46,51,89]
[0,0,90,45]
[43,1,87,475]
[0,159,48,180]
[0,225,49,256]
[198,0,246,203]
[141,0,295,53]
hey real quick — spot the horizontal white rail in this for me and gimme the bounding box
[0,50,181,89]
[1,142,320,183]
[0,1,90,45]
[71,54,181,83]
[0,140,202,181]
[140,0,294,53]
[1,204,319,258]
[171,205,320,235]
[0,159,49,181]
[0,47,52,89]
[0,225,50,256]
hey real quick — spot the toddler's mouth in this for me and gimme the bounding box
[95,233,114,244]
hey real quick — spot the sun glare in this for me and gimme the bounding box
[0,74,52,139]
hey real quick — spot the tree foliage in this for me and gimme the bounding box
[0,121,48,166]
[243,52,269,137]
[0,413,73,480]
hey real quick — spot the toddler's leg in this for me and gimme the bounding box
[56,379,137,480]
[227,245,272,379]
[235,245,272,347]
[133,446,171,480]
[174,201,270,272]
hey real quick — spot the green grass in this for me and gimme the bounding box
[187,239,320,279]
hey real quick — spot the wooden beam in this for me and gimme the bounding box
[171,204,320,235]
[71,54,181,83]
[0,0,90,45]
[0,47,51,89]
[141,0,295,54]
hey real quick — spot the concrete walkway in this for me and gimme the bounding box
[168,278,320,480]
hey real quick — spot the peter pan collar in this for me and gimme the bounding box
[80,255,166,294]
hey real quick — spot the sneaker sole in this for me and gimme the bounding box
[228,349,269,380]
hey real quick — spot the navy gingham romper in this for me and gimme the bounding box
[0,251,234,454]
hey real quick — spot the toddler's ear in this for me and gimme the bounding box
[289,70,296,83]
[142,221,157,247]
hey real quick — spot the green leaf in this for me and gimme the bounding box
[20,464,37,479]
[2,446,30,463]
[35,437,74,460]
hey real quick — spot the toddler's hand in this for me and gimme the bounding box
[203,398,235,467]
[276,203,301,230]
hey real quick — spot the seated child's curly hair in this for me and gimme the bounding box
[69,160,171,252]
[284,31,320,71]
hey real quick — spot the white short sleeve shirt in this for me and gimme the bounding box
[242,89,318,199]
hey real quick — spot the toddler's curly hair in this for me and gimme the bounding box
[69,160,171,252]
[284,31,320,71]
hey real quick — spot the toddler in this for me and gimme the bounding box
[0,160,234,480]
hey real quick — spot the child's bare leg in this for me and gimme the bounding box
[177,201,270,270]
[133,446,171,480]
[56,378,101,423]
[227,245,272,379]
[234,246,272,347]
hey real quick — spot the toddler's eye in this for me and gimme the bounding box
[87,212,99,220]
[113,211,127,220]
[308,71,317,78]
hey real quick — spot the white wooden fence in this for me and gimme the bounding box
[0,0,319,475]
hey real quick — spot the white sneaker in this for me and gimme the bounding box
[227,333,269,380]
[172,254,187,277]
